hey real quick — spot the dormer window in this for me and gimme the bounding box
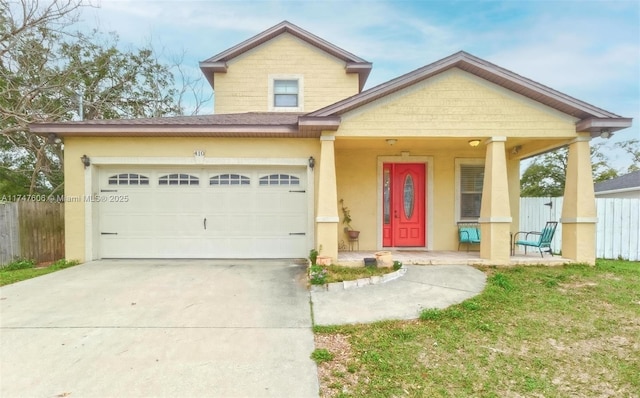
[274,80,298,107]
[269,74,303,111]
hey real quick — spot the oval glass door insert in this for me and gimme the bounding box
[403,174,414,219]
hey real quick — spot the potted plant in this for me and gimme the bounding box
[310,246,331,266]
[309,248,319,266]
[340,199,360,239]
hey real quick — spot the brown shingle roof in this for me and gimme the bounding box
[45,112,302,126]
[29,113,324,138]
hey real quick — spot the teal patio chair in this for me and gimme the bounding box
[513,221,558,257]
[458,222,481,252]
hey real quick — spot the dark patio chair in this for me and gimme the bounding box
[458,222,481,252]
[513,221,558,257]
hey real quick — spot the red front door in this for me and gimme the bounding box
[383,163,426,247]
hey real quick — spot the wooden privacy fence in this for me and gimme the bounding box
[0,201,65,265]
[520,197,640,261]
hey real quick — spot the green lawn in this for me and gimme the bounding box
[313,259,640,397]
[0,259,80,286]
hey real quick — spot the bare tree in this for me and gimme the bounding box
[1,0,181,195]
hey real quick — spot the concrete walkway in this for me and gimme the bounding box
[311,265,487,326]
[1,260,487,397]
[0,260,319,398]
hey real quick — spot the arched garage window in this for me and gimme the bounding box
[158,173,199,186]
[259,174,300,186]
[210,174,250,186]
[108,173,149,185]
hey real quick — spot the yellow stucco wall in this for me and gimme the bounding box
[336,141,493,251]
[63,136,320,262]
[331,68,578,252]
[63,64,584,261]
[214,33,360,114]
[337,68,577,138]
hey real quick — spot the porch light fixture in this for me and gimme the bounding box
[80,154,90,168]
[47,133,62,145]
[386,139,397,146]
[468,139,481,147]
[600,129,612,139]
[308,156,315,170]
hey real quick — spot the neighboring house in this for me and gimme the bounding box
[31,21,632,265]
[594,171,640,199]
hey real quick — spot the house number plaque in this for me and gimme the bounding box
[194,149,205,164]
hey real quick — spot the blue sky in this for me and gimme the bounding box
[80,0,639,171]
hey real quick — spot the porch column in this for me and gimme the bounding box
[479,136,512,264]
[316,133,339,261]
[561,134,597,265]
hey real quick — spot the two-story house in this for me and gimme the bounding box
[31,21,632,265]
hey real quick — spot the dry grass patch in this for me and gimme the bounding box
[323,265,397,284]
[314,333,361,397]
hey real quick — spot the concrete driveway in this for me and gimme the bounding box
[0,260,319,398]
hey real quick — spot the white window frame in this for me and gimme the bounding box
[268,74,304,112]
[455,158,485,222]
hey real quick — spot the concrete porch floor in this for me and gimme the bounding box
[337,249,574,267]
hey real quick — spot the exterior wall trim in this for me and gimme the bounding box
[569,135,592,144]
[478,217,512,223]
[88,157,310,166]
[84,166,94,261]
[316,216,339,223]
[486,136,507,144]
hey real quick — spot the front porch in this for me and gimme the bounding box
[337,250,574,267]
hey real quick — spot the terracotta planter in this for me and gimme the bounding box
[347,230,360,239]
[375,251,393,268]
[316,256,332,266]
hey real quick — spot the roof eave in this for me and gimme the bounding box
[30,123,306,137]
[298,116,341,131]
[198,61,228,89]
[575,117,633,137]
[346,62,373,92]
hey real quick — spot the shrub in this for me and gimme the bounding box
[309,264,327,285]
[1,259,35,271]
[309,249,319,266]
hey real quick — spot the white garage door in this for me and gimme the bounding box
[98,167,308,258]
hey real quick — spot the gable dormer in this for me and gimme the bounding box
[199,21,371,114]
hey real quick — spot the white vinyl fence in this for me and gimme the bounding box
[520,197,640,261]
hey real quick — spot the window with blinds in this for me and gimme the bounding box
[273,80,298,107]
[460,165,484,219]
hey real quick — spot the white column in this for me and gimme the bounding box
[315,134,339,261]
[479,136,512,263]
